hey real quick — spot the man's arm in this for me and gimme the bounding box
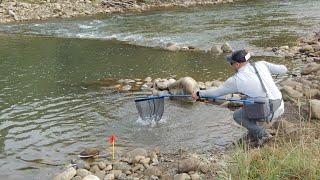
[198,77,238,98]
[262,61,287,75]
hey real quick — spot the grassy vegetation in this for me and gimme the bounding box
[220,119,320,179]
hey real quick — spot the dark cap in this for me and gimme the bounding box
[226,49,251,63]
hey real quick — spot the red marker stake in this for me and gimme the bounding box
[108,134,116,160]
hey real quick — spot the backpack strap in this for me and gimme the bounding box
[251,62,274,122]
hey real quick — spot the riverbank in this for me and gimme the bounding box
[0,0,235,24]
[54,31,320,179]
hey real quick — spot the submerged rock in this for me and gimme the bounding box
[221,42,233,53]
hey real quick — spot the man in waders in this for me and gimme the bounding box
[192,49,287,145]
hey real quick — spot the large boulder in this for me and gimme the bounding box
[53,167,77,180]
[177,158,199,173]
[310,99,320,119]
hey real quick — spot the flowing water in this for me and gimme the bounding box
[0,0,320,179]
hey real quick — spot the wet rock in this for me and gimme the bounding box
[122,84,132,91]
[104,173,115,180]
[310,99,320,119]
[80,148,99,157]
[113,162,131,171]
[168,78,176,85]
[154,79,169,90]
[282,85,303,98]
[124,79,135,84]
[301,63,320,75]
[141,82,153,90]
[144,166,162,177]
[144,77,152,82]
[177,158,199,173]
[76,168,91,177]
[211,45,223,54]
[127,148,148,159]
[197,82,206,90]
[54,167,77,180]
[221,42,233,53]
[174,173,191,180]
[83,175,100,180]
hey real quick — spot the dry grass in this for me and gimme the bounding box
[219,118,320,179]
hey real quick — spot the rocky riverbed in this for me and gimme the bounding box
[0,0,235,24]
[54,146,226,180]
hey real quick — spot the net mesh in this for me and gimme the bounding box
[135,97,164,122]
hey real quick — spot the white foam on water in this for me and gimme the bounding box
[136,116,167,127]
[78,24,94,29]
